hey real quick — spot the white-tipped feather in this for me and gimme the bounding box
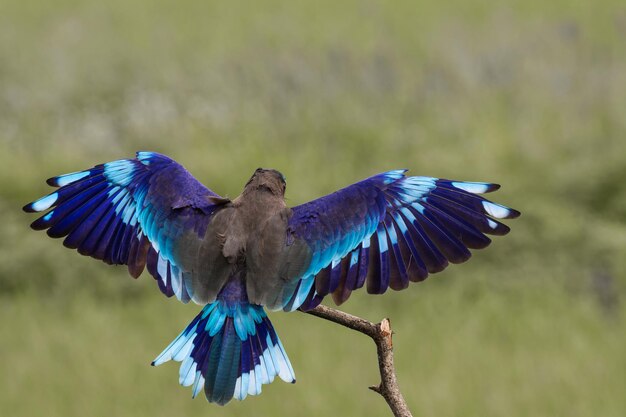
[31,193,58,212]
[254,365,263,395]
[54,171,90,187]
[192,372,204,398]
[261,344,276,383]
[258,353,271,384]
[451,181,491,194]
[152,329,190,366]
[170,264,181,299]
[234,376,242,400]
[157,256,168,286]
[248,368,259,396]
[240,372,250,399]
[180,358,197,386]
[482,201,511,218]
[172,334,197,361]
[275,338,296,382]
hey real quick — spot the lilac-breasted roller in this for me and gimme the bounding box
[23,152,520,405]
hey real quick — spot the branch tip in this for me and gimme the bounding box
[302,305,413,417]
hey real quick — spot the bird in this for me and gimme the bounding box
[23,151,520,405]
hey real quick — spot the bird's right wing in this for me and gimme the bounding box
[264,170,519,311]
[23,152,230,304]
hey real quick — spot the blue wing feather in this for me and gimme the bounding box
[284,172,520,310]
[24,151,224,303]
[384,215,409,291]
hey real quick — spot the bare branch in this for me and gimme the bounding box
[302,304,413,417]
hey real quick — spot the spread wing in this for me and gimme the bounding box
[23,151,229,304]
[270,170,520,312]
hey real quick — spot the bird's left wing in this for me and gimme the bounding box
[265,170,519,311]
[23,152,229,304]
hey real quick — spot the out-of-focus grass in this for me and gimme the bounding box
[1,0,625,416]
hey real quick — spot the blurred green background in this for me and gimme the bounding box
[1,0,625,416]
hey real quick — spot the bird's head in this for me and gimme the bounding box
[243,168,287,197]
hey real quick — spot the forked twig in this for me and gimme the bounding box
[303,304,413,417]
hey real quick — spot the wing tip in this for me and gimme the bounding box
[46,170,92,187]
[507,208,522,219]
[450,181,501,194]
[487,183,501,193]
[46,176,63,187]
[23,192,58,213]
[482,201,521,220]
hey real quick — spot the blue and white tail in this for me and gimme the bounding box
[152,301,295,405]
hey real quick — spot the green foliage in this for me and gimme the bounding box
[1,0,625,416]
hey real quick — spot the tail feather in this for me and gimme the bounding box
[152,301,295,405]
